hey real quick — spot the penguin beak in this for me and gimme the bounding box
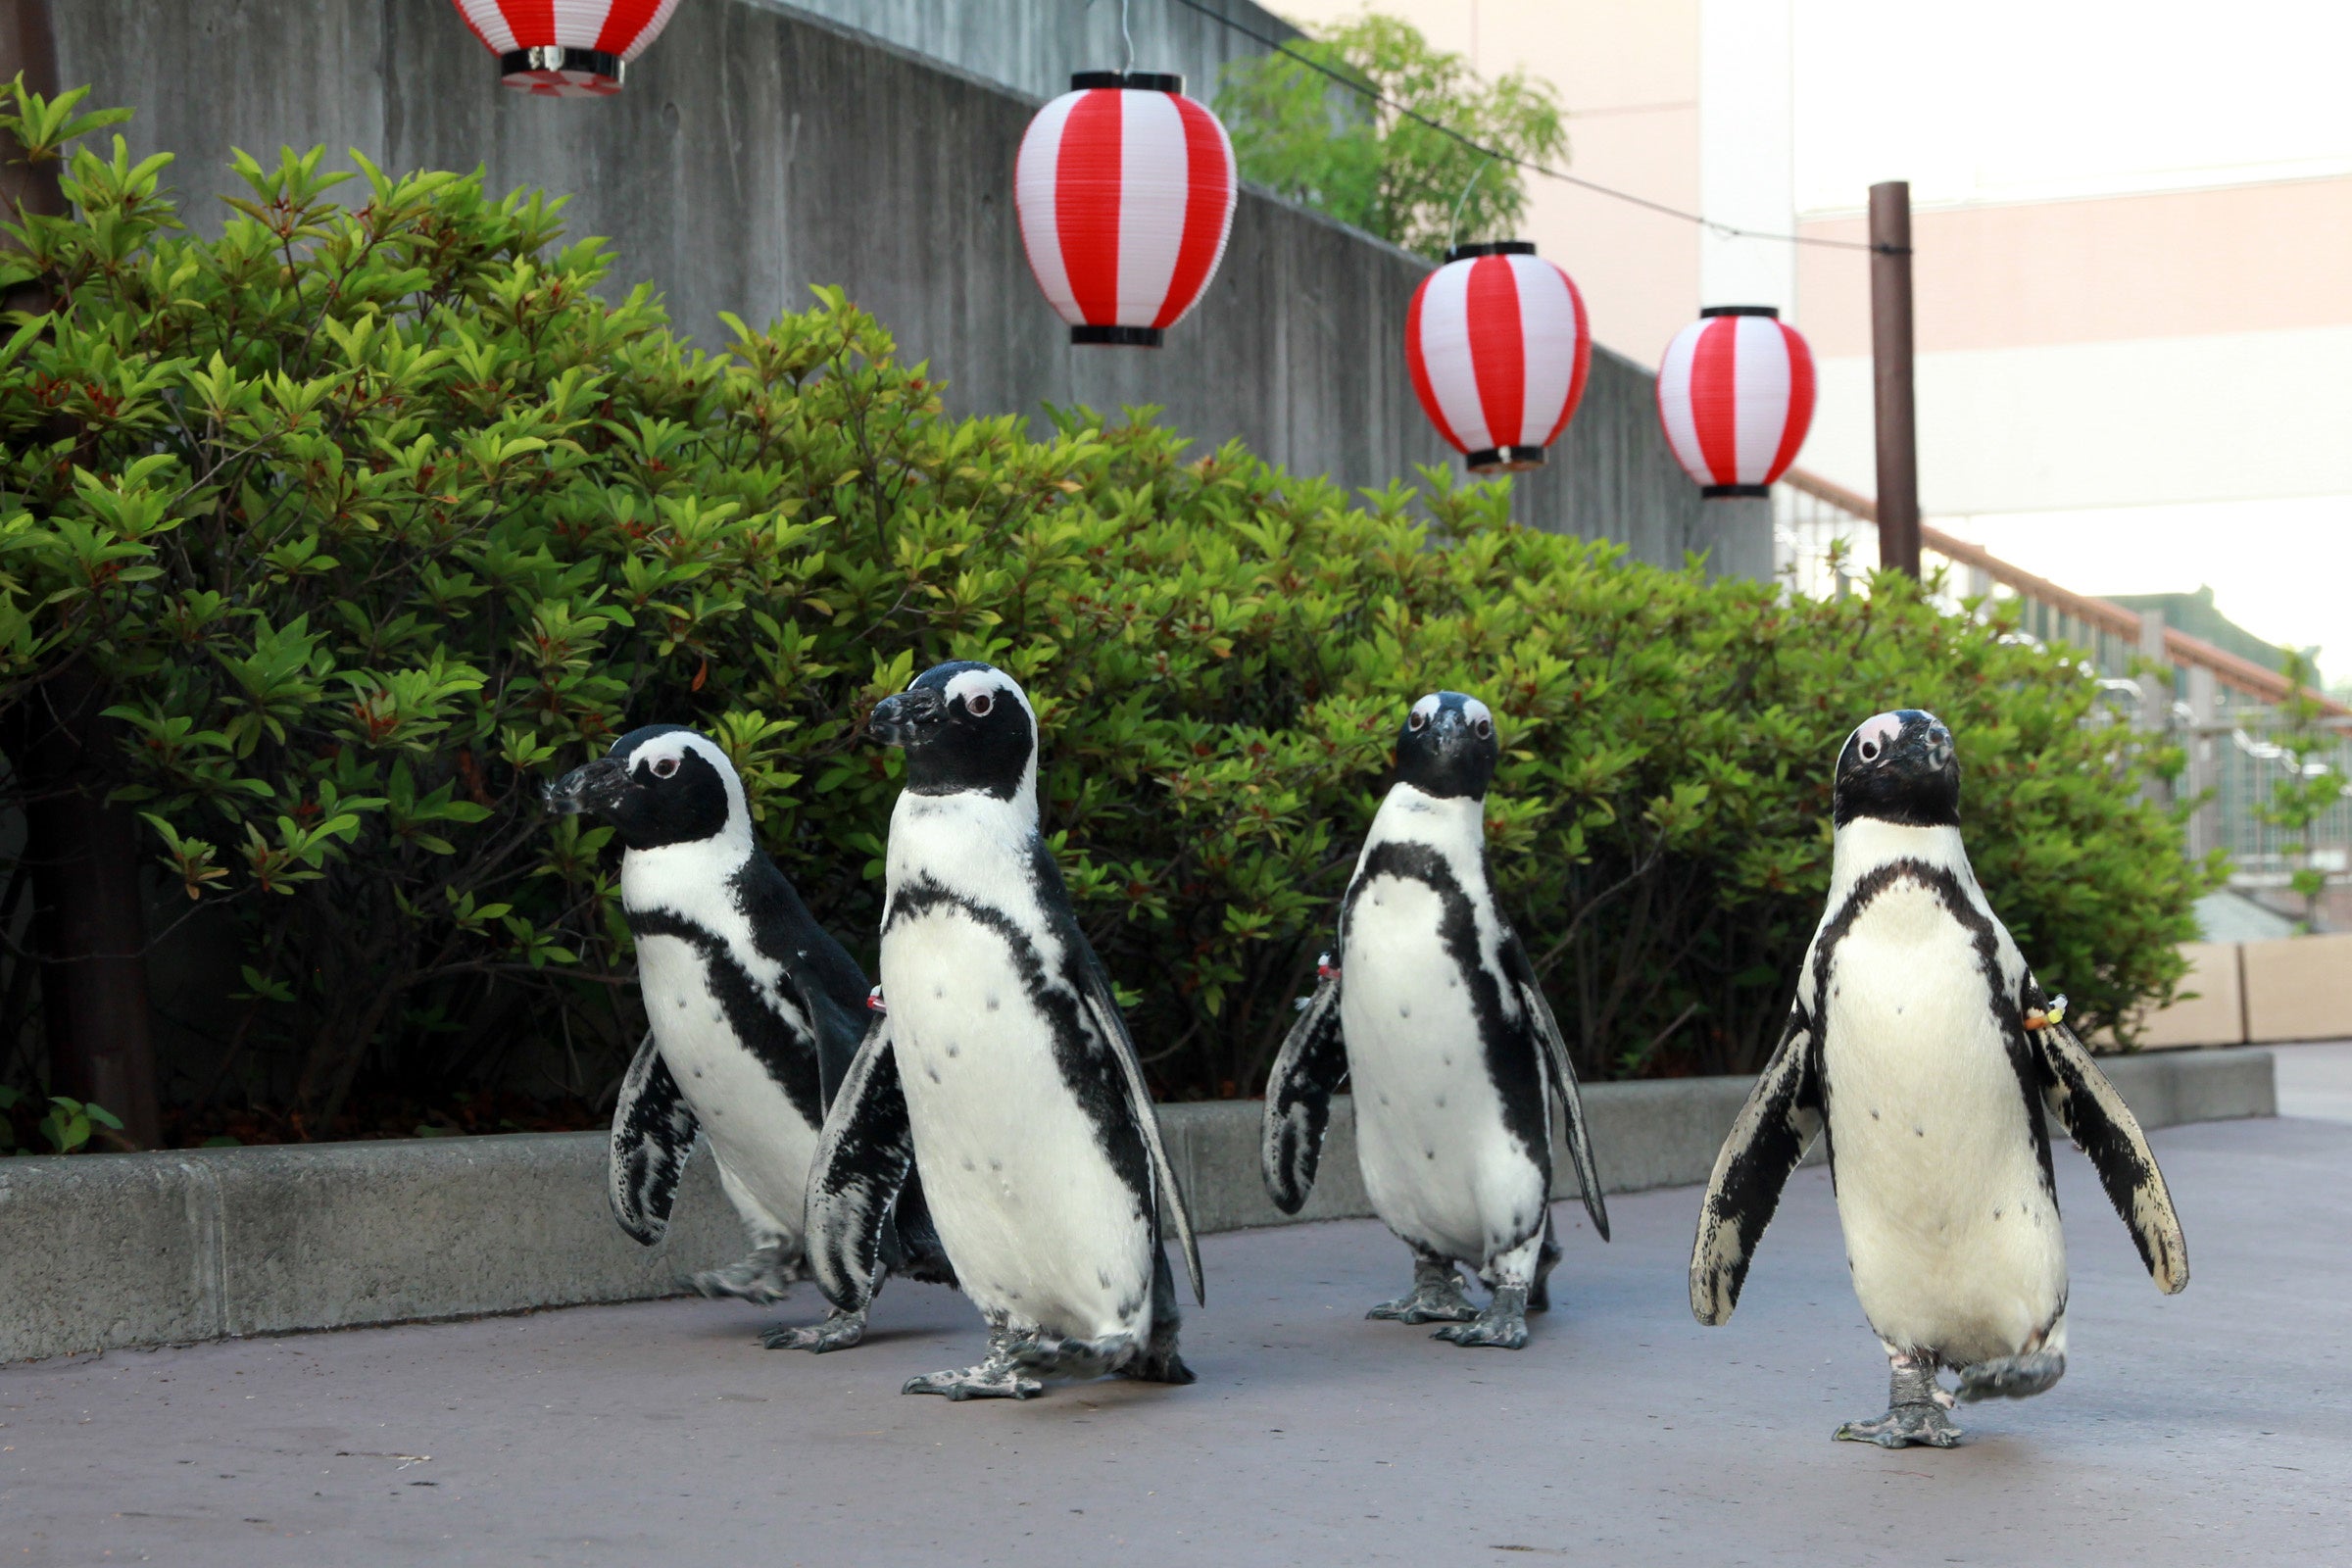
[545,756,627,816]
[1890,718,1956,777]
[868,687,946,748]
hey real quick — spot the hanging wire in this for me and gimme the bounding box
[1446,156,1494,254]
[1121,0,1136,75]
[1164,0,1898,254]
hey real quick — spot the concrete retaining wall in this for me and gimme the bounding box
[52,0,1716,565]
[1,1048,2275,1363]
[2121,935,2352,1048]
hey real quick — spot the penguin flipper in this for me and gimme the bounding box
[1501,932,1610,1242]
[1689,1004,1822,1326]
[1260,963,1347,1216]
[610,1028,700,1247]
[2034,1018,2189,1295]
[807,1014,918,1315]
[1073,948,1206,1308]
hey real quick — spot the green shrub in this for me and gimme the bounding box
[0,90,2211,1129]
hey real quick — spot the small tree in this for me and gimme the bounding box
[1215,12,1566,259]
[2255,653,2346,932]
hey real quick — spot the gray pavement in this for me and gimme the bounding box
[7,1110,2349,1566]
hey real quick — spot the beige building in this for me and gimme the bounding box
[1266,2,2352,668]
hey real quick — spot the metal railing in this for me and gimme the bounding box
[1774,468,2352,908]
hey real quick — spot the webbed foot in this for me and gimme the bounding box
[1006,1329,1142,1382]
[1835,1402,1963,1448]
[760,1307,867,1353]
[903,1359,1044,1401]
[1124,1343,1197,1385]
[685,1242,802,1305]
[1367,1257,1478,1324]
[1837,1351,1963,1446]
[1958,1349,2066,1402]
[1432,1284,1530,1349]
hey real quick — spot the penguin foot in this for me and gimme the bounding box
[760,1307,867,1354]
[685,1243,803,1305]
[902,1358,1044,1401]
[1367,1270,1478,1325]
[1834,1402,1963,1448]
[1432,1285,1531,1349]
[1957,1349,2066,1403]
[1123,1340,1198,1386]
[1006,1329,1143,1383]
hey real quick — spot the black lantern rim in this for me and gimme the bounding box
[1070,71,1185,93]
[500,46,624,83]
[1698,305,1782,318]
[1466,445,1547,472]
[1072,324,1165,348]
[1701,483,1773,498]
[1445,239,1538,264]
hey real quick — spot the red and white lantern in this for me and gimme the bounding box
[1404,241,1592,472]
[1014,72,1238,347]
[448,1,684,97]
[1654,307,1817,495]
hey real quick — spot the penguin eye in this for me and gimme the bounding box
[650,756,680,780]
[1473,716,1494,740]
[1407,710,1428,732]
[965,691,994,718]
[1858,739,1881,762]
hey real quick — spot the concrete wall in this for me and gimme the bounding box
[0,1050,2276,1362]
[757,0,1304,106]
[52,0,1716,565]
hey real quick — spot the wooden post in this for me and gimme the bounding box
[2137,610,2173,809]
[1869,180,1921,578]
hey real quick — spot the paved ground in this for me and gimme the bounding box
[9,1056,2352,1566]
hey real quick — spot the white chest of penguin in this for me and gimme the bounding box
[1339,799,1533,1262]
[632,934,821,1222]
[881,801,1151,1336]
[1819,875,2065,1356]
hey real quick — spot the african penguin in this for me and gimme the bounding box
[1690,709,2188,1447]
[548,724,953,1352]
[1262,692,1609,1349]
[805,662,1204,1400]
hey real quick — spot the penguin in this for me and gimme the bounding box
[1261,691,1610,1349]
[547,724,953,1352]
[1690,709,2188,1447]
[805,661,1204,1400]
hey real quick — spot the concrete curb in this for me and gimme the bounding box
[1,1047,2276,1363]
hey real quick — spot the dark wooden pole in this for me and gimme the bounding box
[2,1,165,1149]
[1868,180,1921,578]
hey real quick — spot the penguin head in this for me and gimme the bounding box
[1833,709,1960,828]
[1393,691,1498,801]
[867,661,1038,803]
[545,724,752,853]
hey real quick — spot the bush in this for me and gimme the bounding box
[0,92,2211,1132]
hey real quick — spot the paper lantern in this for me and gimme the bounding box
[1404,241,1592,472]
[1014,73,1238,347]
[448,0,685,97]
[1655,306,1817,496]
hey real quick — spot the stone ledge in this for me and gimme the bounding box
[0,1047,2276,1363]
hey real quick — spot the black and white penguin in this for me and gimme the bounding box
[1261,692,1609,1349]
[548,724,953,1351]
[806,662,1203,1400]
[1690,709,2188,1446]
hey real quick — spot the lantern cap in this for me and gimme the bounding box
[499,46,624,88]
[1701,483,1773,498]
[1070,70,1185,93]
[1444,239,1538,264]
[1070,324,1165,349]
[1466,445,1549,473]
[1698,305,1782,318]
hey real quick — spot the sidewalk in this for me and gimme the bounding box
[6,1108,2345,1566]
